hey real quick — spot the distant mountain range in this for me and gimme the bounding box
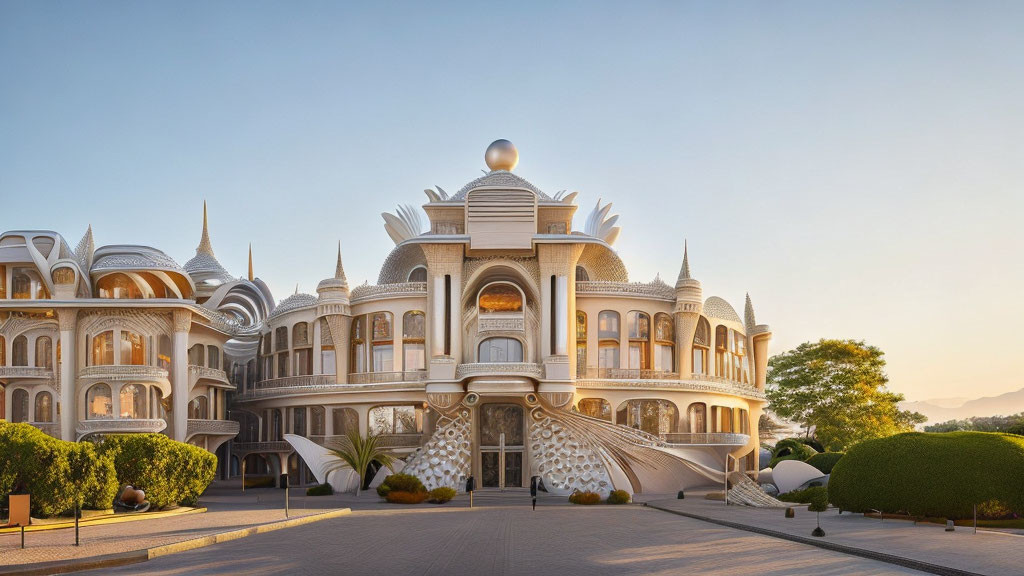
[901,387,1024,424]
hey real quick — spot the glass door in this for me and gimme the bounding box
[479,403,525,488]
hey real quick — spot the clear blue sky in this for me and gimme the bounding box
[2,1,1022,401]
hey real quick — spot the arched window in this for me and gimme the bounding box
[270,409,283,440]
[274,326,288,351]
[407,267,427,282]
[692,317,710,375]
[86,383,112,419]
[310,406,325,436]
[120,331,146,365]
[371,313,394,372]
[615,399,679,436]
[575,266,589,282]
[597,311,620,370]
[350,316,365,373]
[293,407,307,436]
[12,335,28,366]
[577,398,611,421]
[34,391,53,422]
[627,312,651,370]
[478,337,524,363]
[293,322,309,347]
[96,274,144,299]
[369,405,423,435]
[12,267,46,299]
[92,332,114,365]
[291,323,312,376]
[478,283,523,315]
[402,311,425,371]
[0,335,5,365]
[11,389,29,422]
[715,325,729,377]
[654,313,674,373]
[332,407,358,436]
[188,344,205,366]
[35,336,52,370]
[575,311,587,377]
[688,402,707,433]
[188,395,209,419]
[207,346,220,370]
[119,383,146,419]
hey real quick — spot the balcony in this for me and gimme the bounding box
[186,419,240,441]
[78,365,169,383]
[30,422,59,437]
[455,362,543,381]
[0,366,54,381]
[347,371,428,385]
[310,433,424,449]
[247,374,337,392]
[578,367,679,380]
[75,418,166,440]
[188,365,232,389]
[661,433,750,447]
[232,441,293,453]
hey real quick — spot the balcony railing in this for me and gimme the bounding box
[232,441,293,453]
[188,365,231,388]
[186,419,240,439]
[578,367,679,380]
[78,365,169,382]
[248,374,337,391]
[0,366,54,380]
[661,432,750,447]
[455,362,543,380]
[75,418,167,439]
[347,371,428,384]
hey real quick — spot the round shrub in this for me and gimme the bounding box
[806,452,844,475]
[376,473,425,498]
[306,483,334,496]
[568,491,602,505]
[606,490,631,505]
[386,490,429,504]
[768,438,818,468]
[0,423,118,517]
[97,434,216,509]
[829,432,1024,519]
[428,486,456,503]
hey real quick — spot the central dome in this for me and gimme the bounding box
[485,139,518,171]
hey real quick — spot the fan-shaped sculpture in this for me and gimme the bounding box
[584,199,621,246]
[382,204,424,245]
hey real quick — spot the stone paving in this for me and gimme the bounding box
[79,490,925,576]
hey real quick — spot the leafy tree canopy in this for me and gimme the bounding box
[925,413,1024,433]
[766,339,926,452]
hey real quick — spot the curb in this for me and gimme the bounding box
[0,508,207,535]
[1,508,351,576]
[643,503,985,576]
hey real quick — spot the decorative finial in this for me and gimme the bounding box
[678,240,691,281]
[744,292,756,329]
[75,224,96,271]
[335,241,347,281]
[294,283,299,295]
[485,139,518,171]
[197,201,214,257]
[247,244,254,282]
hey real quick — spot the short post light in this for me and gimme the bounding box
[530,476,539,511]
[242,459,246,493]
[809,490,828,537]
[465,476,475,509]
[283,473,289,518]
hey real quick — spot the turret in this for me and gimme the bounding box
[743,293,772,391]
[316,242,352,384]
[674,241,704,378]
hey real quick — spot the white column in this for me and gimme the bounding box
[448,273,461,360]
[554,275,568,356]
[172,310,190,441]
[431,275,445,357]
[58,312,77,441]
[313,320,322,375]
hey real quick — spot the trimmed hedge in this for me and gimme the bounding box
[768,438,818,468]
[829,432,1024,519]
[306,483,334,496]
[376,473,425,498]
[806,452,844,475]
[97,434,216,509]
[428,487,456,503]
[0,423,119,517]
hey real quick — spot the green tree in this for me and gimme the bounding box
[766,339,925,452]
[329,429,396,496]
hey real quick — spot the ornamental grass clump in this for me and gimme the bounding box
[606,490,632,505]
[377,473,428,504]
[428,487,456,504]
[568,491,602,505]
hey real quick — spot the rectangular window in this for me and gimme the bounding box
[277,352,288,378]
[598,345,619,369]
[295,349,312,376]
[654,344,674,372]
[120,332,146,365]
[372,344,394,372]
[692,348,706,375]
[321,349,336,375]
[403,343,425,371]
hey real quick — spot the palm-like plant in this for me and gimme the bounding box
[328,429,396,496]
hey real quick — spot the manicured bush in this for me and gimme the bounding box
[97,434,216,509]
[0,423,118,517]
[778,486,828,505]
[306,483,334,496]
[376,473,425,498]
[428,487,456,504]
[568,491,602,505]
[768,438,818,468]
[385,490,429,504]
[805,452,844,475]
[606,490,631,505]
[829,432,1024,519]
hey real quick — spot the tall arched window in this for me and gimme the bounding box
[120,331,146,365]
[274,326,288,351]
[293,323,309,347]
[188,395,209,419]
[34,391,53,422]
[627,312,651,370]
[575,311,587,377]
[11,389,29,422]
[332,407,358,436]
[615,399,679,436]
[577,398,611,421]
[92,332,114,365]
[35,336,52,370]
[12,335,28,366]
[350,316,365,373]
[654,313,674,373]
[402,311,425,371]
[292,323,312,376]
[96,274,143,299]
[310,406,325,436]
[271,409,283,440]
[597,311,620,370]
[575,266,589,282]
[371,313,394,372]
[688,402,707,433]
[119,383,146,418]
[86,383,112,419]
[692,317,710,375]
[478,337,524,363]
[293,407,306,436]
[715,325,729,377]
[188,343,204,365]
[407,267,427,282]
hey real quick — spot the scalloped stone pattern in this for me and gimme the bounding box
[403,410,472,491]
[529,410,611,494]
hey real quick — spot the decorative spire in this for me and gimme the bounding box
[335,241,347,281]
[75,224,95,271]
[744,292,757,329]
[196,201,214,257]
[678,240,691,281]
[247,244,254,282]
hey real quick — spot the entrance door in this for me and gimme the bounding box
[479,403,525,488]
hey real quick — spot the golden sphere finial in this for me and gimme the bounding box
[485,139,518,171]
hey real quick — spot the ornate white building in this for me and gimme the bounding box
[0,140,772,495]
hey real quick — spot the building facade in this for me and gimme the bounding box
[0,140,772,494]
